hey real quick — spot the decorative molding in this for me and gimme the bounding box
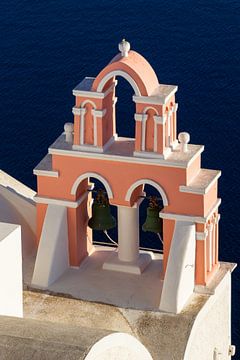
[196,230,208,241]
[34,191,89,209]
[71,172,113,199]
[132,86,177,105]
[97,70,141,96]
[134,114,148,122]
[49,146,202,169]
[179,171,221,195]
[91,109,107,117]
[72,134,117,154]
[173,103,178,112]
[72,144,104,153]
[33,169,59,178]
[125,179,168,206]
[143,106,159,115]
[80,99,97,109]
[160,199,221,223]
[153,115,167,125]
[72,81,116,99]
[72,107,87,116]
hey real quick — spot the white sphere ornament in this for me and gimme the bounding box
[118,39,130,57]
[178,132,190,153]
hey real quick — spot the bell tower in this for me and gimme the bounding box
[32,40,223,314]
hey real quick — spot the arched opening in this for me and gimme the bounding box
[144,108,158,152]
[71,173,117,249]
[139,184,164,252]
[95,70,143,148]
[115,77,136,138]
[125,179,168,255]
[88,177,118,248]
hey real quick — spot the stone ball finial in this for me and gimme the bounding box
[178,132,190,153]
[64,122,74,143]
[118,39,130,57]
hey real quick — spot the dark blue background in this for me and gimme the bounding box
[0,0,239,350]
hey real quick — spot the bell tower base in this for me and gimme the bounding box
[103,251,153,275]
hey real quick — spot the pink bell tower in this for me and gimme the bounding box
[32,40,222,313]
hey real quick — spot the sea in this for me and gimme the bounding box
[0,0,239,352]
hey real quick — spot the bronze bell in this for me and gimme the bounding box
[88,189,116,231]
[142,196,162,233]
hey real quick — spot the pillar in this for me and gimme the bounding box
[117,205,139,262]
[206,222,213,272]
[103,203,152,274]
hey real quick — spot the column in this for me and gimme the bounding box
[214,214,220,264]
[206,222,213,272]
[79,107,86,145]
[118,205,139,262]
[195,229,208,285]
[153,114,167,154]
[134,114,147,153]
[212,217,216,266]
[172,103,178,144]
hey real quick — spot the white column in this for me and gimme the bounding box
[141,114,148,151]
[206,223,213,272]
[134,114,148,152]
[79,108,86,145]
[118,205,139,262]
[91,109,107,147]
[153,115,166,152]
[166,109,172,147]
[214,214,220,264]
[172,103,178,144]
[112,97,118,135]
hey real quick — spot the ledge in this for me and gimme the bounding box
[48,134,204,170]
[33,154,59,178]
[179,169,221,195]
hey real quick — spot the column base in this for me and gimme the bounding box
[103,252,153,275]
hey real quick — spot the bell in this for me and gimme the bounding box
[142,197,162,233]
[88,190,116,231]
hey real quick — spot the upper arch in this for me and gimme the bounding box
[71,172,113,199]
[80,99,97,109]
[92,51,159,96]
[125,179,169,206]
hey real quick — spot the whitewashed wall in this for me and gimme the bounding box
[0,222,23,317]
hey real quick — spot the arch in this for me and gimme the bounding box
[97,70,141,96]
[92,51,159,96]
[125,179,168,206]
[80,99,97,109]
[71,172,113,199]
[85,333,153,360]
[143,106,159,115]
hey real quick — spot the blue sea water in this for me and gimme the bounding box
[0,0,239,351]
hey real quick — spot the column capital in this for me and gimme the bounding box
[207,223,214,232]
[72,106,86,116]
[196,230,208,241]
[91,109,107,117]
[134,113,148,122]
[153,115,167,125]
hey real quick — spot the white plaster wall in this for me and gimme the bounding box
[184,271,232,360]
[85,333,153,360]
[160,220,196,313]
[32,204,69,288]
[0,222,23,317]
